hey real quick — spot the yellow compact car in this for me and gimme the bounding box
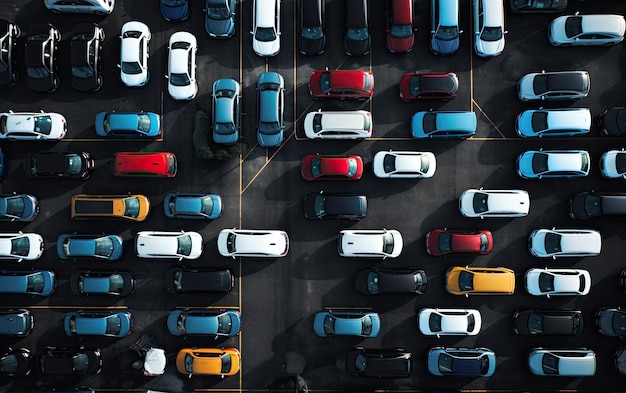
[445,266,515,296]
[176,347,241,377]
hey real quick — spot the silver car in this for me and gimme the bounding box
[515,108,591,137]
[528,348,595,376]
[459,188,530,218]
[528,228,601,258]
[549,14,625,47]
[517,70,590,102]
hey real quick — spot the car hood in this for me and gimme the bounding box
[431,37,459,55]
[299,34,326,55]
[206,17,235,38]
[253,37,280,57]
[475,37,504,57]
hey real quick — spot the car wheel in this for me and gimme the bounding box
[50,77,60,92]
[14,25,21,38]
[94,76,103,92]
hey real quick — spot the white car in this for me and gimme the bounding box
[119,21,151,87]
[0,111,66,140]
[473,0,506,57]
[372,150,436,178]
[303,110,372,140]
[44,0,114,14]
[528,348,596,377]
[459,188,530,218]
[418,308,482,337]
[528,228,601,258]
[337,229,403,259]
[135,230,203,260]
[549,14,625,47]
[600,149,626,179]
[166,31,197,100]
[524,268,591,297]
[217,228,289,258]
[515,108,591,138]
[0,232,44,261]
[251,0,280,57]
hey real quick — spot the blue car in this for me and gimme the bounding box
[430,0,461,55]
[516,149,590,179]
[0,270,55,296]
[212,78,240,144]
[0,309,33,337]
[64,310,132,338]
[411,111,476,139]
[256,71,285,147]
[427,347,496,376]
[167,309,241,337]
[205,0,236,38]
[160,0,189,21]
[94,111,161,138]
[56,234,124,261]
[0,193,39,222]
[70,271,135,297]
[313,310,380,338]
[163,192,222,219]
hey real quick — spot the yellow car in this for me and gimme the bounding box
[176,347,241,377]
[445,266,515,296]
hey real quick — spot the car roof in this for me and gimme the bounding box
[136,233,181,255]
[0,275,27,292]
[178,269,231,291]
[74,314,108,334]
[392,0,412,25]
[184,314,218,334]
[377,270,417,292]
[67,238,97,256]
[486,191,529,213]
[234,231,286,254]
[32,152,71,172]
[482,0,503,27]
[440,313,470,333]
[469,269,515,292]
[435,112,476,131]
[544,151,584,171]
[341,231,384,254]
[438,0,459,26]
[600,194,626,215]
[82,276,112,293]
[172,194,205,214]
[546,72,588,92]
[553,273,582,292]
[256,0,277,28]
[545,108,590,129]
[580,14,625,34]
[329,70,366,89]
[345,0,367,27]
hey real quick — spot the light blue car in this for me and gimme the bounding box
[64,310,132,337]
[56,233,124,260]
[515,108,591,138]
[167,309,241,337]
[94,111,161,138]
[256,72,285,147]
[427,347,496,376]
[163,192,222,219]
[411,111,476,139]
[516,149,590,179]
[430,0,461,55]
[313,310,380,338]
[212,78,240,144]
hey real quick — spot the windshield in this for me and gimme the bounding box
[94,237,114,257]
[301,26,323,40]
[177,234,193,256]
[391,24,412,39]
[346,28,369,41]
[121,61,141,75]
[124,197,140,218]
[66,154,83,174]
[255,27,276,42]
[10,236,29,256]
[480,27,503,41]
[435,26,458,41]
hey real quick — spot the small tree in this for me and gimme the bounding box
[193,110,248,161]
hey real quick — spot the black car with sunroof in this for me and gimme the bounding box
[24,24,60,92]
[24,151,94,179]
[70,23,104,92]
[569,191,626,220]
[0,20,20,87]
[39,347,102,375]
[356,267,427,295]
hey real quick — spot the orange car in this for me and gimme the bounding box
[176,347,241,377]
[445,266,515,296]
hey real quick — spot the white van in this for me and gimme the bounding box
[304,109,372,139]
[473,0,506,57]
[44,0,115,15]
[251,0,281,57]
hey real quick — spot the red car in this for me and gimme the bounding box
[426,229,493,256]
[399,72,458,101]
[300,154,363,181]
[386,0,415,53]
[309,69,374,100]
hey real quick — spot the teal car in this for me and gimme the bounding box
[64,310,132,337]
[167,309,241,337]
[57,233,124,260]
[0,270,55,296]
[256,72,284,147]
[94,111,161,138]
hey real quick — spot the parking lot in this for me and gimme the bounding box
[2,0,626,392]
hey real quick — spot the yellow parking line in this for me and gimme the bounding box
[472,100,506,138]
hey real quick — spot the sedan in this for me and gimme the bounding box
[24,151,94,179]
[64,310,132,338]
[161,0,189,21]
[94,111,161,138]
[0,194,38,222]
[473,0,506,57]
[308,69,374,100]
[0,309,33,336]
[418,308,482,337]
[426,229,493,256]
[515,108,591,137]
[345,347,412,378]
[0,19,20,88]
[569,191,626,219]
[301,154,363,180]
[212,78,240,144]
[411,111,477,139]
[39,347,102,375]
[399,72,458,101]
[70,23,104,92]
[601,149,626,178]
[355,267,427,295]
[164,192,223,219]
[517,70,590,102]
[176,347,240,377]
[167,309,241,337]
[165,267,235,294]
[256,71,284,147]
[386,0,415,53]
[25,24,60,92]
[459,188,530,218]
[56,233,124,261]
[70,271,135,297]
[119,21,151,87]
[205,0,236,38]
[0,348,32,376]
[0,111,66,140]
[549,14,625,46]
[135,230,203,260]
[528,228,601,258]
[313,310,380,338]
[516,149,590,179]
[528,348,596,377]
[427,347,496,377]
[595,307,626,338]
[166,32,197,100]
[525,268,591,297]
[0,232,44,261]
[513,309,583,336]
[510,0,567,13]
[372,150,436,178]
[599,107,626,136]
[303,193,367,220]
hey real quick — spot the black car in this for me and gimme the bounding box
[39,347,102,375]
[24,151,95,179]
[70,23,104,92]
[165,267,234,293]
[25,23,60,92]
[356,268,427,295]
[596,307,626,338]
[512,309,583,336]
[599,107,626,136]
[0,347,32,376]
[303,192,367,220]
[510,0,567,13]
[298,0,326,55]
[569,191,626,220]
[346,347,412,378]
[0,20,20,87]
[70,271,135,297]
[615,348,626,375]
[344,0,370,56]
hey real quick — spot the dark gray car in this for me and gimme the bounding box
[165,267,234,293]
[569,191,626,220]
[513,309,583,336]
[303,192,366,220]
[596,307,626,338]
[346,347,412,378]
[356,268,427,295]
[205,0,236,38]
[344,0,370,56]
[298,0,326,55]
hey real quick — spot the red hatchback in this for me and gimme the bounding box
[300,154,363,181]
[426,229,493,256]
[309,69,374,100]
[386,0,416,53]
[399,72,458,101]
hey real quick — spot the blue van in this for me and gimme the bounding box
[0,270,55,296]
[430,0,461,55]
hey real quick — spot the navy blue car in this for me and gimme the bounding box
[160,0,189,21]
[56,233,124,261]
[205,0,236,38]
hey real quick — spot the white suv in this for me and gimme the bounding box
[217,228,289,258]
[473,0,506,57]
[528,228,601,258]
[251,0,280,57]
[459,188,530,218]
[337,229,403,258]
[135,231,203,260]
